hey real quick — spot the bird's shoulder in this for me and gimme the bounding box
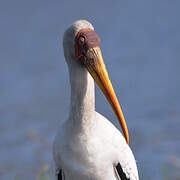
[53,121,66,168]
[92,112,126,146]
[93,112,139,180]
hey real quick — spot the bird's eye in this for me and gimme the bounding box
[78,36,85,46]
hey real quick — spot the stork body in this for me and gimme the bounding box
[53,20,139,180]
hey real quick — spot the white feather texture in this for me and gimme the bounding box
[53,20,139,180]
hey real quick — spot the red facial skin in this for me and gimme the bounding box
[75,28,100,61]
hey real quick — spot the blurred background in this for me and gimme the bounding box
[0,0,180,179]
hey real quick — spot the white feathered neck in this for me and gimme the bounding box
[63,20,95,130]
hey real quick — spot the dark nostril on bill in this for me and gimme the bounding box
[89,58,94,66]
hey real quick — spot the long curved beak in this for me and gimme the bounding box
[84,47,129,144]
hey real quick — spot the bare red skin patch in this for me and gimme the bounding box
[75,28,100,60]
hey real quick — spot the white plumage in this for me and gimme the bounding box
[53,20,139,180]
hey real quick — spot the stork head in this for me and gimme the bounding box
[63,20,129,144]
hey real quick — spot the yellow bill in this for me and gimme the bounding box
[83,46,129,144]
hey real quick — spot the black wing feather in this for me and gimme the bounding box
[114,163,130,180]
[57,169,64,180]
[57,164,128,180]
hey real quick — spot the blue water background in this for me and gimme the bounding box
[0,0,180,179]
